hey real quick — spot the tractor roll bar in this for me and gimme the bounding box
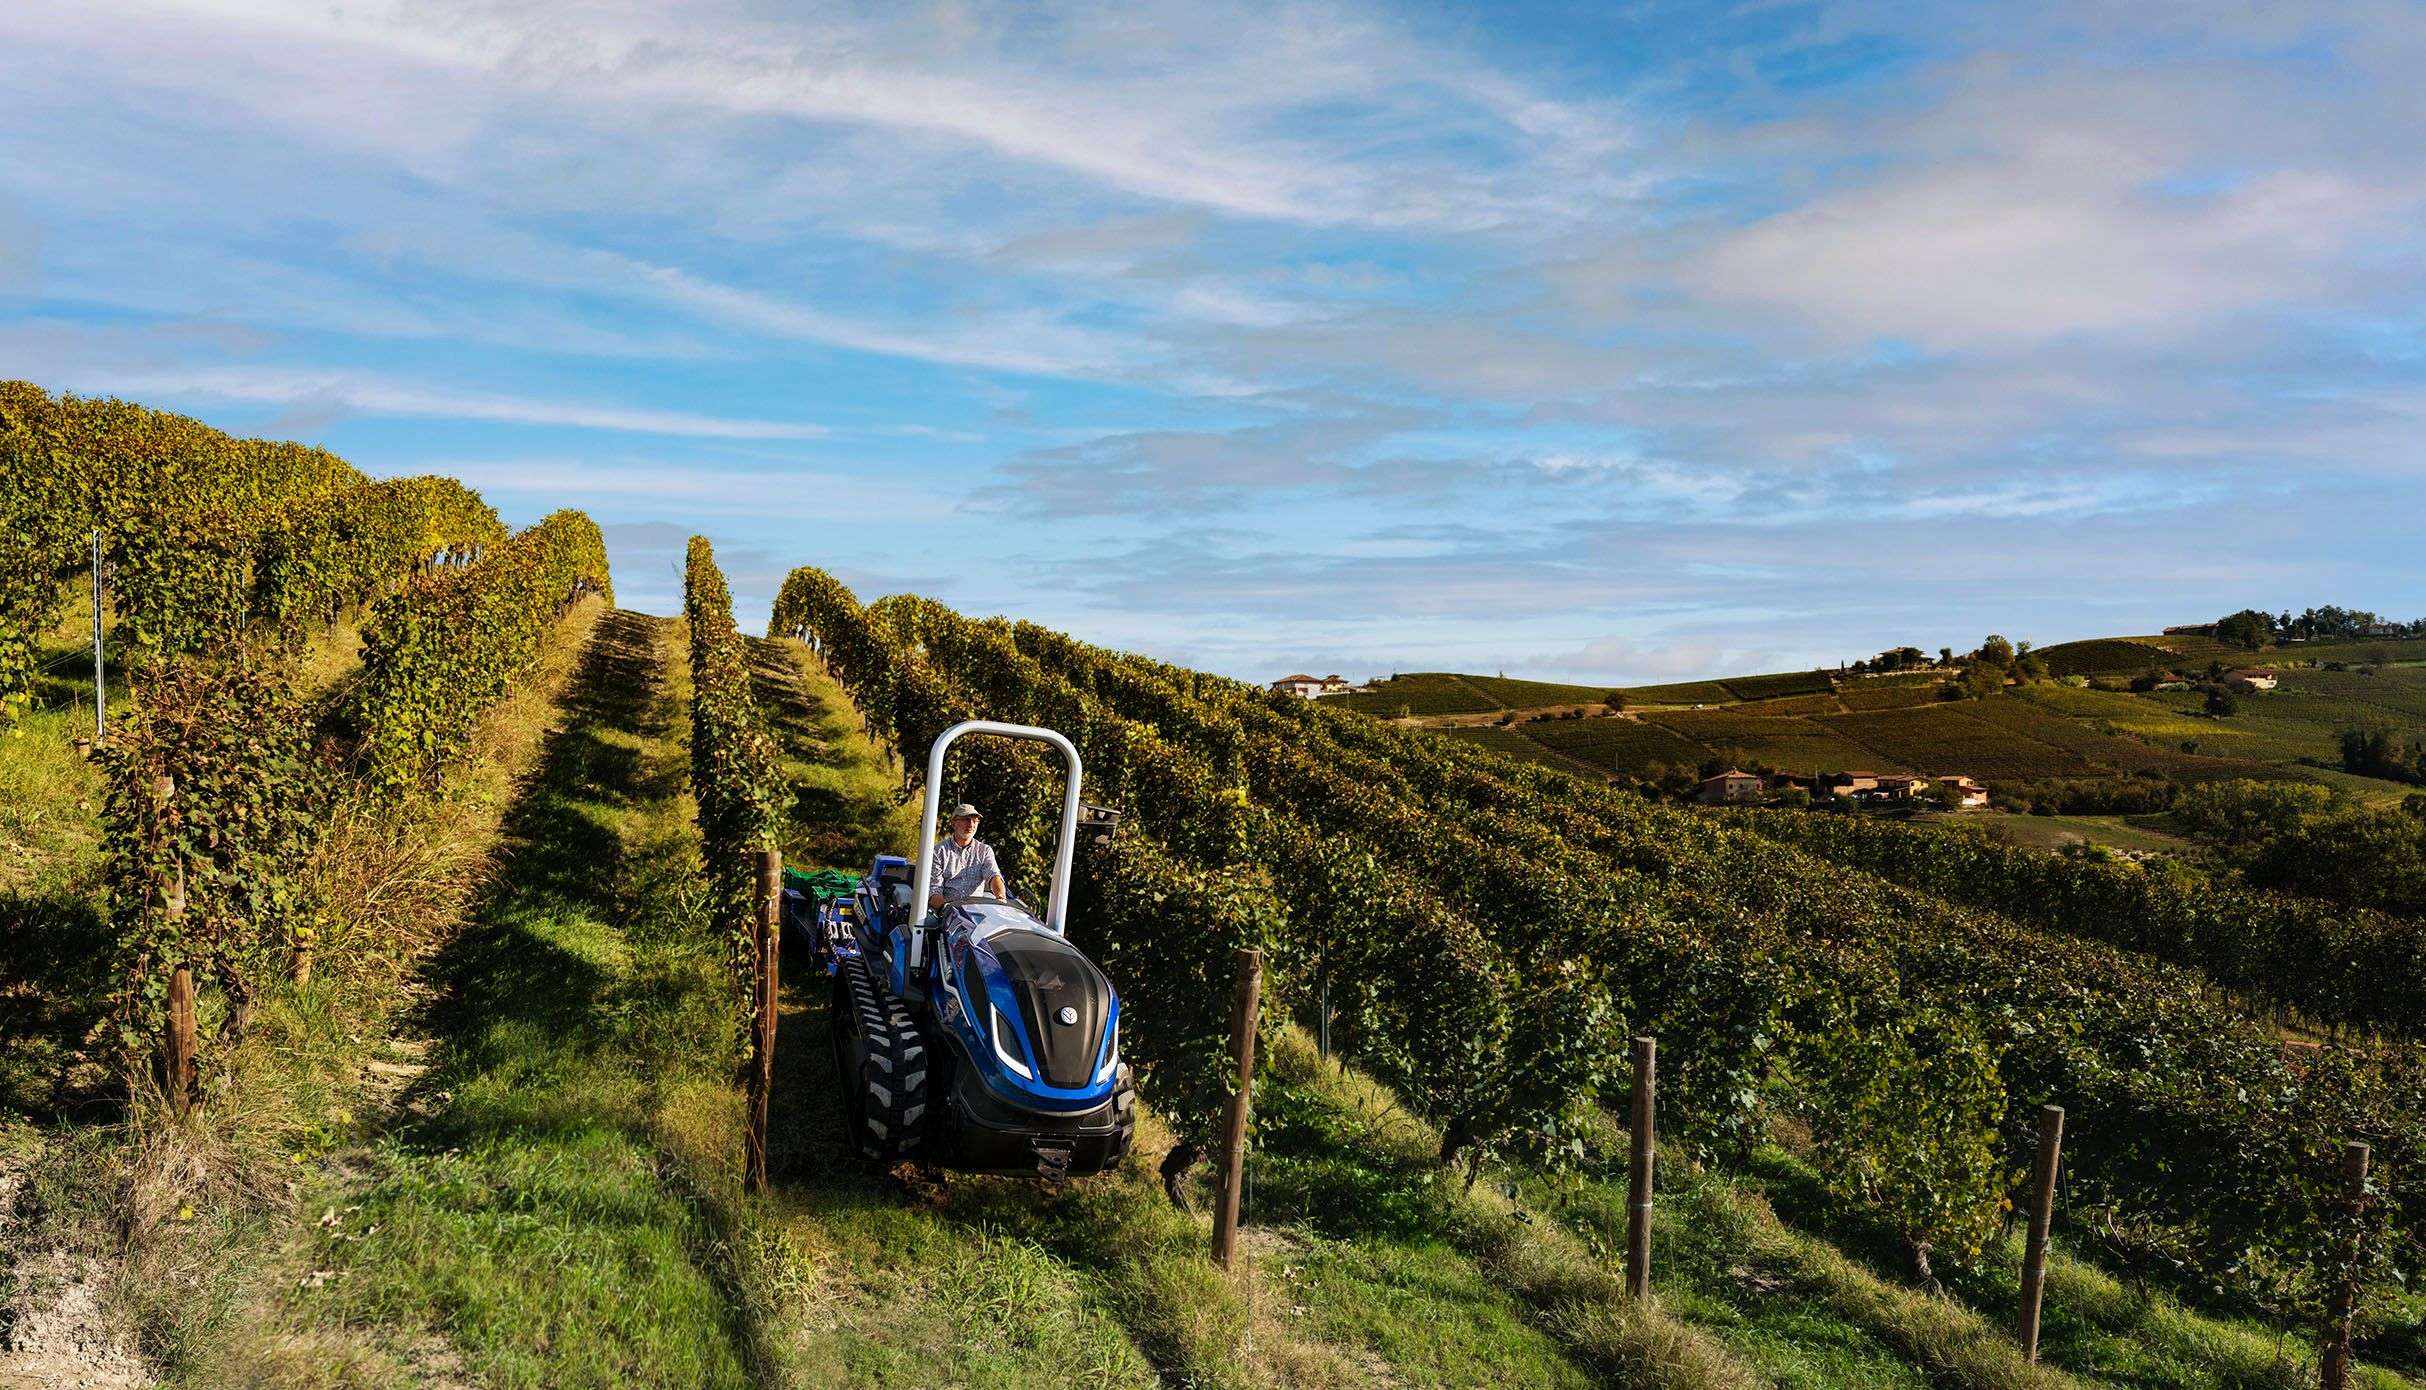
[909,721,1085,963]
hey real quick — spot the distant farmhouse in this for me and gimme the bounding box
[2222,667,2280,692]
[1697,769,1766,804]
[1272,673,1355,698]
[1938,774,1990,808]
[1806,770,1988,808]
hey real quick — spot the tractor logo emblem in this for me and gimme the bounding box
[1055,1006,1078,1026]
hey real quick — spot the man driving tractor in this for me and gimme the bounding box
[927,802,1006,908]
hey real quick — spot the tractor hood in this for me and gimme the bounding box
[944,906,1119,1101]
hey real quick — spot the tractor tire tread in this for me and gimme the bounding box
[837,957,930,1160]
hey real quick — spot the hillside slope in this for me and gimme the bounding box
[1357,658,2426,801]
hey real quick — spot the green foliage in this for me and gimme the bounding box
[352,511,610,796]
[98,652,329,1067]
[251,476,502,640]
[1797,1001,2009,1272]
[1070,838,1280,1149]
[1327,672,1502,716]
[0,381,504,728]
[683,537,785,1007]
[2174,778,2334,845]
[2342,726,2426,785]
[2174,778,2426,920]
[1737,807,2426,1037]
[2216,609,2277,650]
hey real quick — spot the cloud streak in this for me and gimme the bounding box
[83,366,831,440]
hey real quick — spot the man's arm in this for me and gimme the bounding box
[982,843,1006,899]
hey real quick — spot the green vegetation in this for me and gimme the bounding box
[1718,671,1835,701]
[1617,678,1739,706]
[1357,655,2422,803]
[1737,804,2426,1035]
[1327,672,1501,715]
[1463,673,1620,708]
[1652,709,1907,776]
[1525,715,1714,771]
[2035,638,2176,677]
[0,380,502,732]
[1827,705,2096,780]
[1837,678,1950,711]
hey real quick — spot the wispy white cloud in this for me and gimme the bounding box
[80,366,831,440]
[2,0,2422,676]
[405,457,919,516]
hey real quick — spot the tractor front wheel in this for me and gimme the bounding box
[830,957,930,1160]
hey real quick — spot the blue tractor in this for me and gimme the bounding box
[787,721,1135,1178]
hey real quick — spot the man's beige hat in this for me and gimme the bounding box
[949,803,981,819]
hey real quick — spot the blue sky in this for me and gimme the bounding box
[3,1,2422,682]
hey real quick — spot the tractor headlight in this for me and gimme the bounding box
[1094,1020,1119,1086]
[989,1004,1034,1081]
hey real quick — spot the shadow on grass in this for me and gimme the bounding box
[0,888,115,1119]
[301,610,770,1389]
[743,636,906,872]
[413,609,674,1072]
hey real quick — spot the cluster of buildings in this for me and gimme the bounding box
[1698,768,1989,809]
[1269,673,1359,698]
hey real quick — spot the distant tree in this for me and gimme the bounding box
[1773,784,1811,809]
[2176,779,2332,848]
[2129,669,2165,693]
[2014,640,2048,683]
[1879,646,1927,671]
[2342,728,2425,784]
[1602,691,1626,712]
[2204,686,2239,718]
[1976,634,2015,668]
[2215,608,2276,650]
[1921,780,1969,812]
[1955,660,2005,700]
[1938,646,1955,667]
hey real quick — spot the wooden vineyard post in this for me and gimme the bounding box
[151,774,198,1116]
[747,849,782,1192]
[1213,947,1263,1268]
[2321,1141,2373,1390]
[1316,971,1331,1062]
[2018,1104,2066,1362]
[164,966,197,1117]
[1626,1036,1656,1300]
[90,529,106,745]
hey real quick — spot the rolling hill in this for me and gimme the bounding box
[1334,638,2426,804]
